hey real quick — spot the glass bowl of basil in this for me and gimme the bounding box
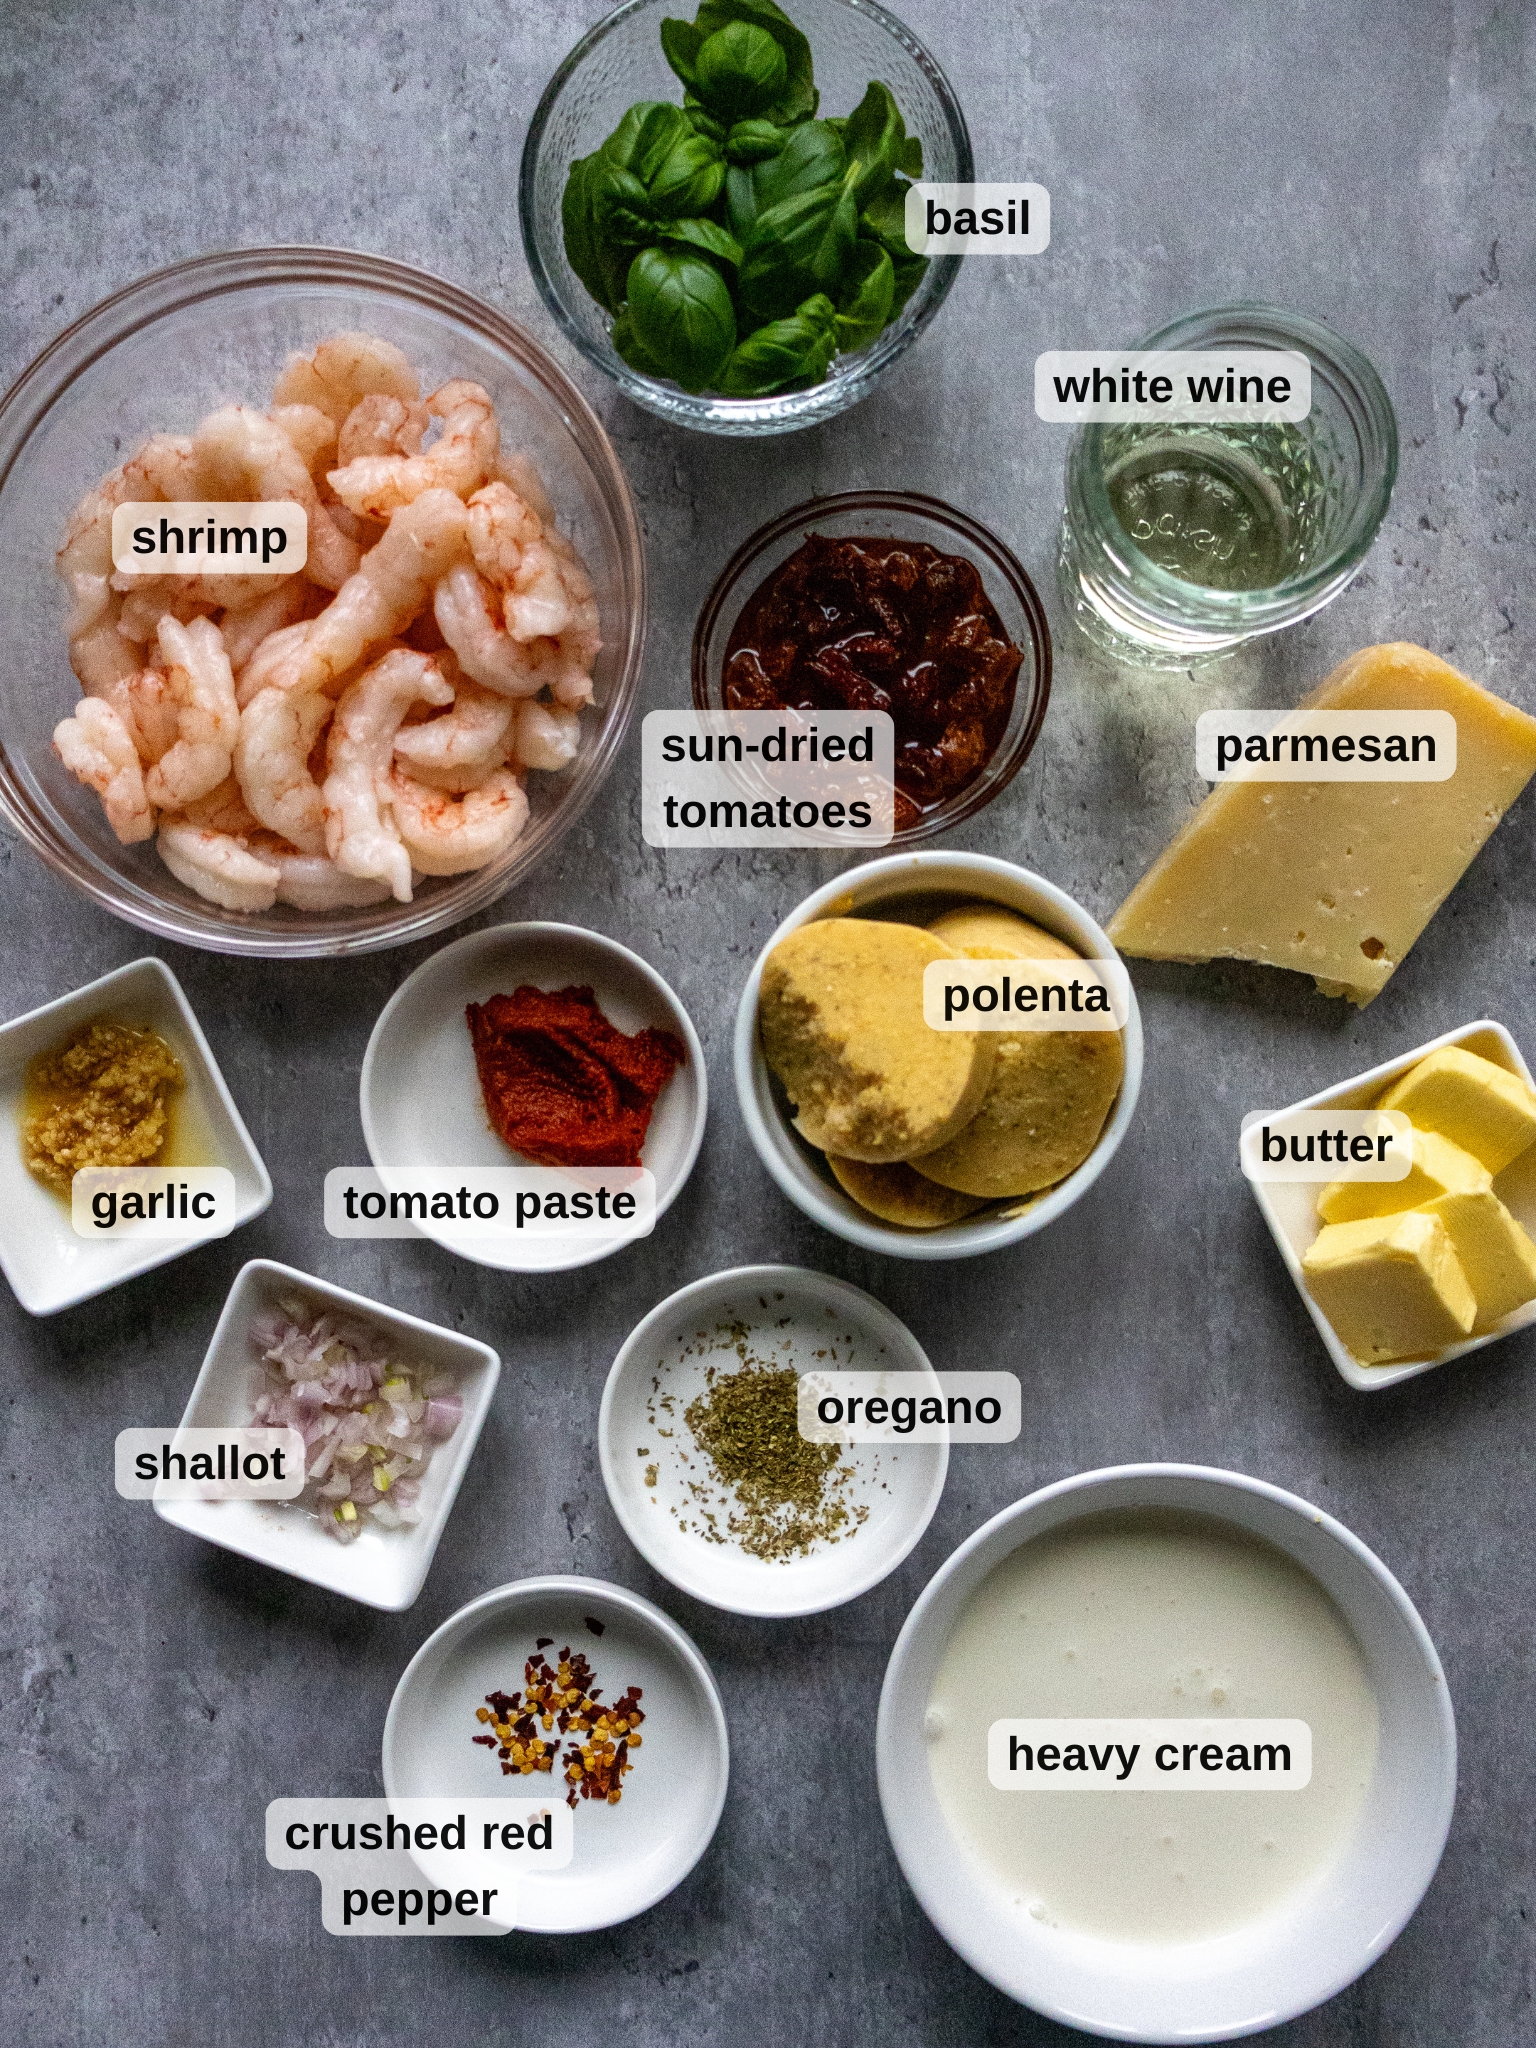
[520,0,973,435]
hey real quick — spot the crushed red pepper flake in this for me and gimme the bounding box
[474,1638,646,1807]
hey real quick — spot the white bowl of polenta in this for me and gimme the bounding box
[733,852,1143,1260]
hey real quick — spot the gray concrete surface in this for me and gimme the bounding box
[1,1,1533,2042]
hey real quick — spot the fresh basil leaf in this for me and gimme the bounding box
[648,128,728,217]
[562,156,641,315]
[898,133,923,178]
[599,101,678,175]
[857,180,926,316]
[753,118,845,210]
[693,22,788,120]
[859,178,913,257]
[659,18,705,92]
[725,164,760,242]
[561,157,605,306]
[694,0,817,124]
[655,216,744,266]
[611,308,670,380]
[592,164,662,246]
[834,240,895,350]
[718,291,837,394]
[887,249,928,320]
[683,95,728,145]
[632,104,694,183]
[739,181,858,319]
[725,117,790,164]
[840,81,906,209]
[626,247,737,392]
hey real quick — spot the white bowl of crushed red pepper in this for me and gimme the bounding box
[599,1264,948,1617]
[383,1574,729,1932]
[360,920,706,1273]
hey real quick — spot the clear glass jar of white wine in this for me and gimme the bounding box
[1057,304,1397,668]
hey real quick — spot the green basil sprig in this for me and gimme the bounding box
[560,0,928,396]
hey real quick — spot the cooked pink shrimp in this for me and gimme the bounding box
[100,664,181,766]
[504,537,579,643]
[181,773,260,837]
[221,577,315,672]
[270,403,339,477]
[323,649,453,900]
[70,620,143,693]
[512,699,581,773]
[157,819,280,911]
[262,845,395,911]
[53,698,155,843]
[530,636,597,709]
[250,490,470,701]
[234,621,313,709]
[337,394,429,466]
[493,451,557,528]
[116,582,220,643]
[192,404,360,591]
[431,563,542,697]
[326,381,498,519]
[234,685,331,854]
[56,460,158,677]
[465,481,542,588]
[273,332,420,425]
[142,617,241,810]
[124,433,207,500]
[387,763,528,875]
[392,675,515,781]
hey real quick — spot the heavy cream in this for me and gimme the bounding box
[925,1509,1378,1944]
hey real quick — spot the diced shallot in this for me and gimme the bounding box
[244,1302,464,1542]
[424,1395,463,1441]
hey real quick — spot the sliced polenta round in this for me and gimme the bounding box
[827,1153,992,1228]
[910,902,1124,1198]
[758,919,993,1163]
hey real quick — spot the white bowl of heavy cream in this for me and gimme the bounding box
[876,1465,1455,2042]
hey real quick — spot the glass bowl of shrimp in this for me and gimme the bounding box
[0,248,647,957]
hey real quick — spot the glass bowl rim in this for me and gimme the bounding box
[1066,299,1400,623]
[690,486,1052,843]
[0,244,648,959]
[517,0,975,430]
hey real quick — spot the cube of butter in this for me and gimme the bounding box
[1416,1189,1536,1330]
[1379,1046,1536,1174]
[1302,1211,1476,1363]
[1108,644,1536,1005]
[1317,1126,1489,1225]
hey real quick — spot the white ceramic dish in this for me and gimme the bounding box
[154,1259,499,1611]
[877,1464,1456,2043]
[599,1264,949,1618]
[361,922,706,1274]
[1248,1019,1536,1390]
[0,956,271,1315]
[733,852,1143,1260]
[383,1575,728,1931]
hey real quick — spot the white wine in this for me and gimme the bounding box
[1103,423,1334,593]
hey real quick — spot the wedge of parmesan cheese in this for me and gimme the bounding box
[1108,644,1536,1004]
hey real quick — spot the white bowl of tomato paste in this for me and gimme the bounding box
[361,921,706,1272]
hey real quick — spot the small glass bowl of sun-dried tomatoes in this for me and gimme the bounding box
[692,490,1050,842]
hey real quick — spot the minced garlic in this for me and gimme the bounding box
[22,1019,183,1196]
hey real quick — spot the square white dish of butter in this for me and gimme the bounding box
[1249,1021,1536,1390]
